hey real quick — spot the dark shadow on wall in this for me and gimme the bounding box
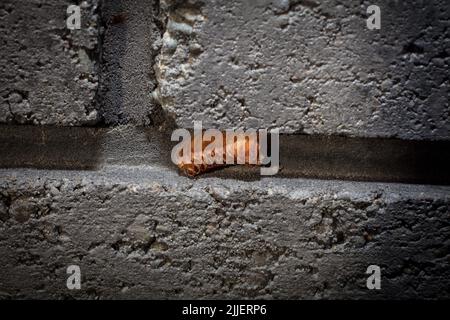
[0,125,104,170]
[97,0,127,125]
[2,124,449,185]
[200,134,450,185]
[0,125,176,171]
[97,0,162,126]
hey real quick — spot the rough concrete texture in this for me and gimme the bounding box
[1,0,450,301]
[0,0,99,125]
[155,0,450,139]
[98,0,162,125]
[0,167,449,299]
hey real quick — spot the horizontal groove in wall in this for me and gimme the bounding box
[1,125,450,185]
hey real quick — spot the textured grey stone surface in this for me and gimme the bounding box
[2,0,448,135]
[0,0,99,125]
[0,0,166,126]
[155,0,450,139]
[1,0,449,301]
[0,167,449,299]
[97,0,162,125]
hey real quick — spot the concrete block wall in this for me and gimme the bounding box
[155,0,450,139]
[0,0,99,125]
[0,0,449,299]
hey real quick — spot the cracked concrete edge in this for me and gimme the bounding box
[0,167,449,299]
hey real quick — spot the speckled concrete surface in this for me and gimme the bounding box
[0,0,449,300]
[1,167,449,299]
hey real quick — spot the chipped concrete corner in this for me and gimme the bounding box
[0,0,450,300]
[152,0,206,112]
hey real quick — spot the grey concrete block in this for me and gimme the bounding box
[155,0,450,139]
[0,167,449,299]
[0,0,100,125]
[0,0,165,126]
